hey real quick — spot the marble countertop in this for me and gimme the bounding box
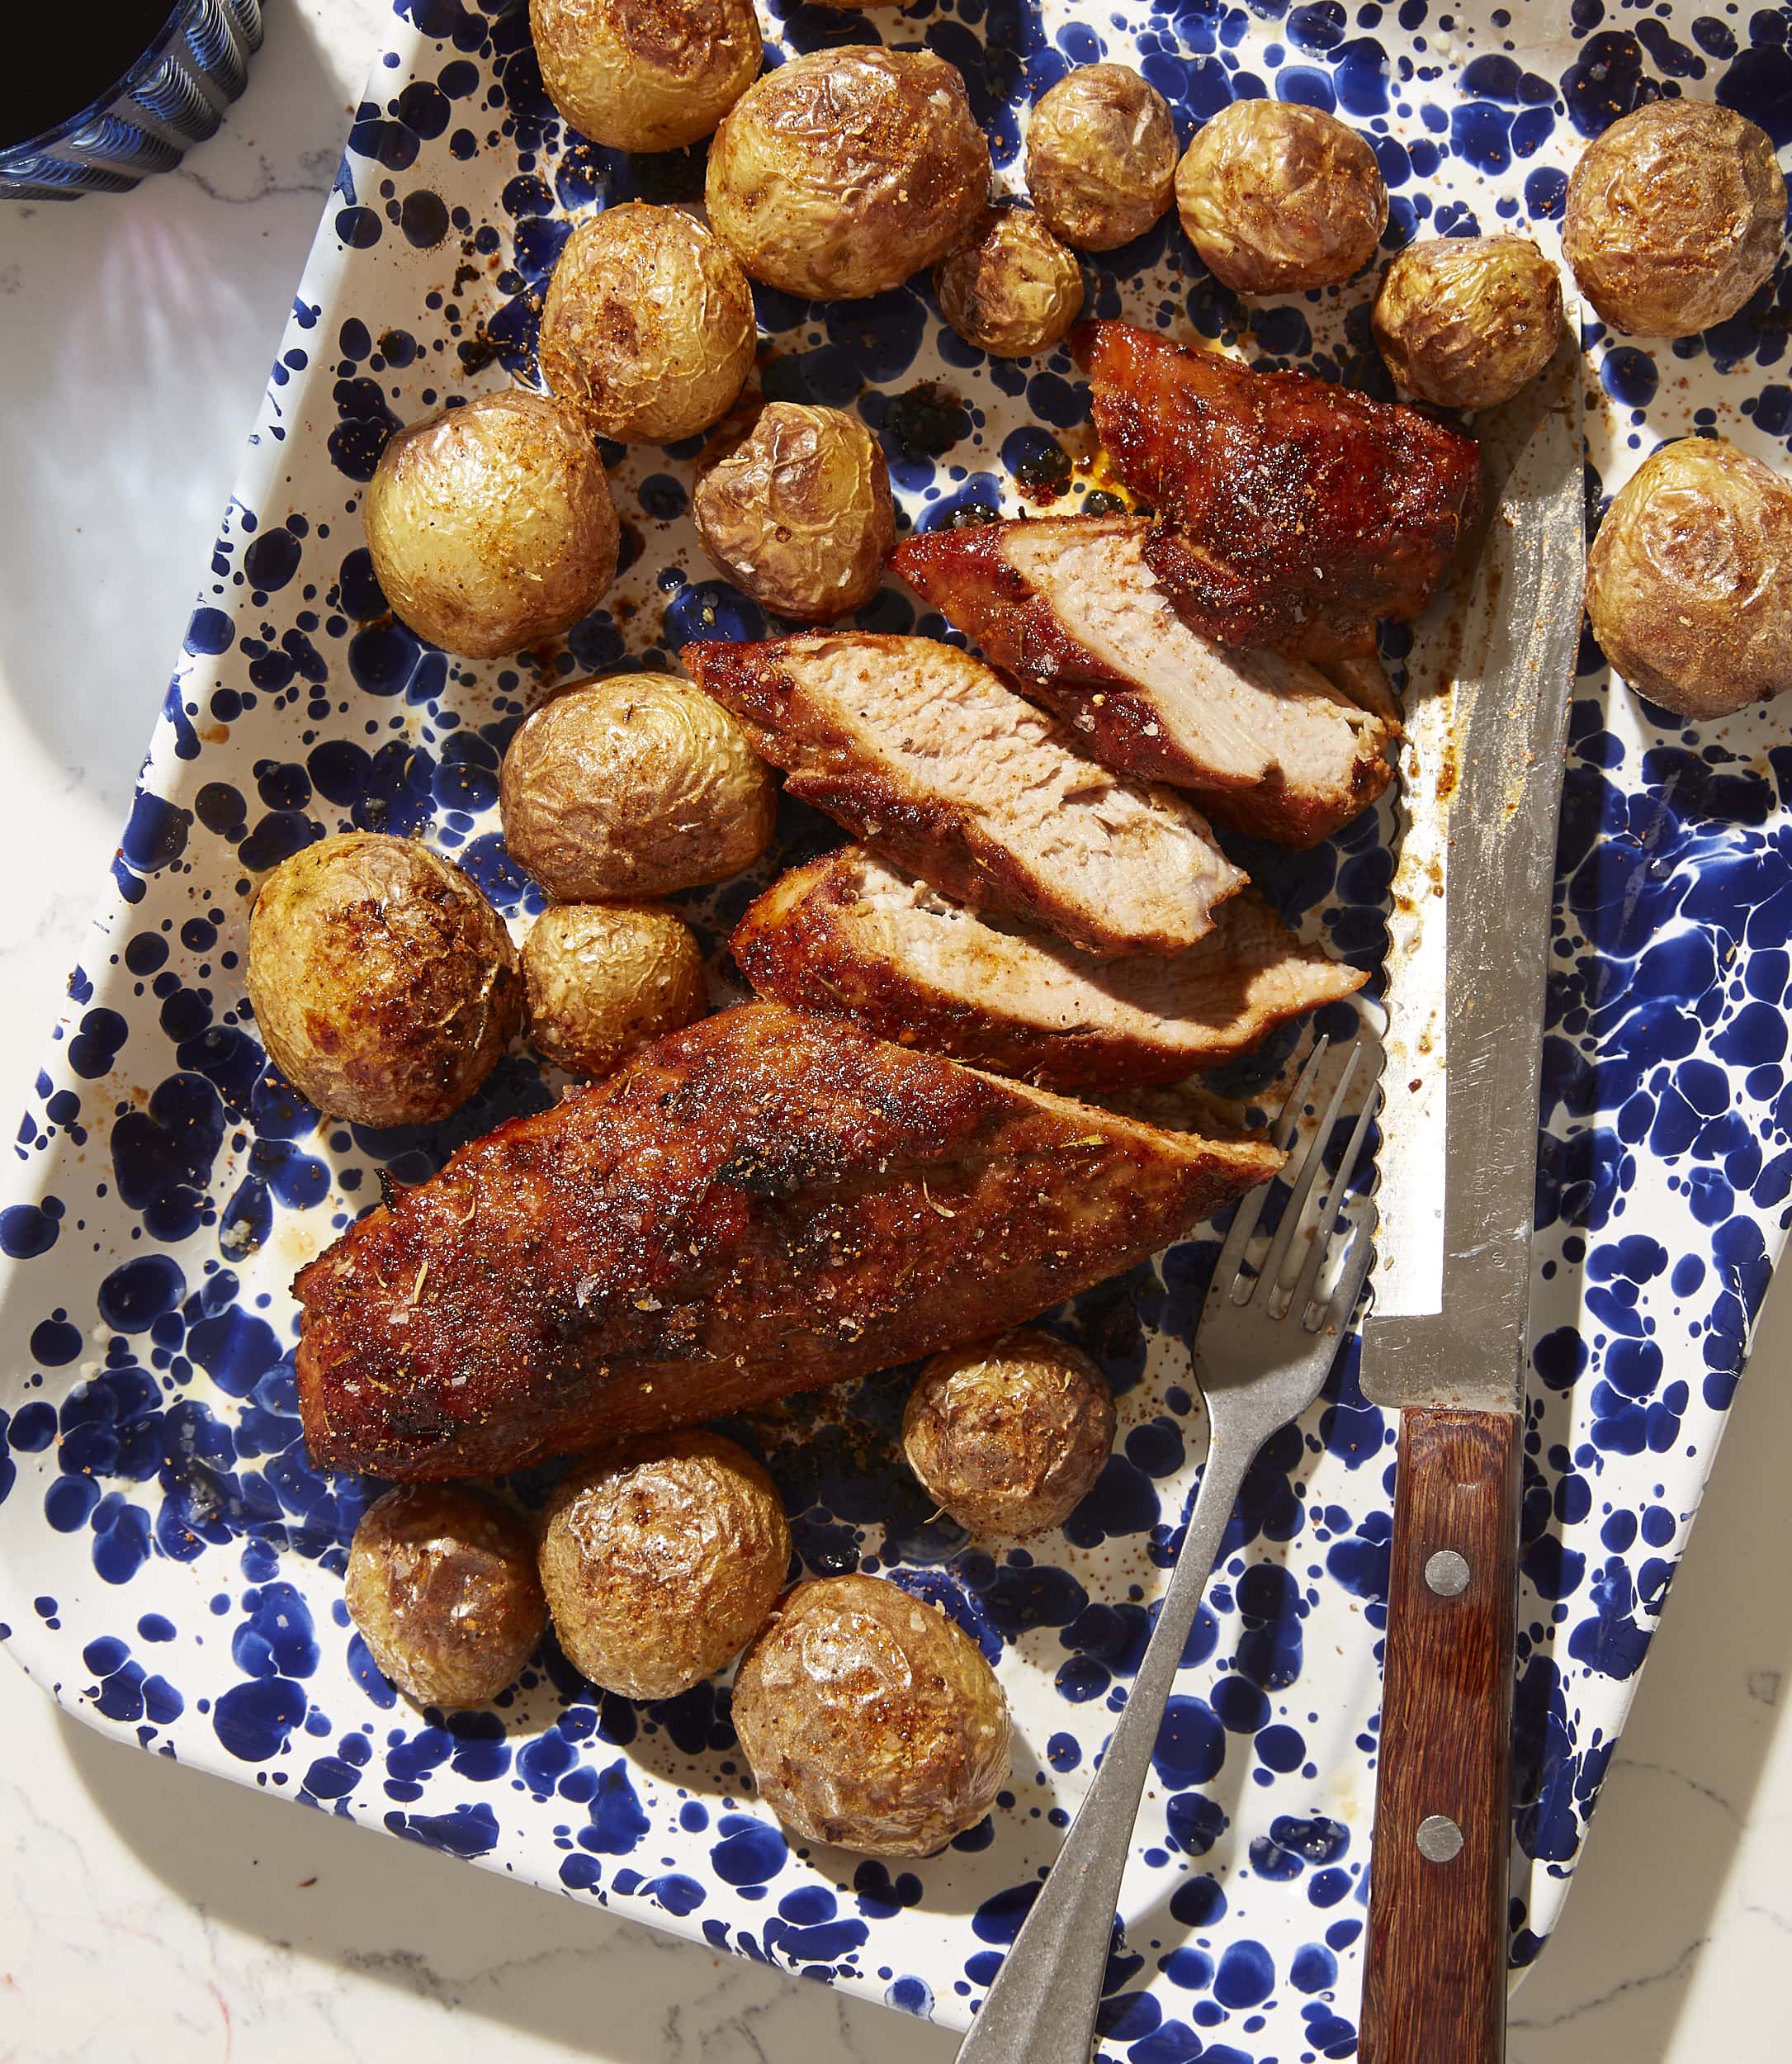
[2,5,1790,2059]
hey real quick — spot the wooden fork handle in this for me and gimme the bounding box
[1359,1407,1524,2064]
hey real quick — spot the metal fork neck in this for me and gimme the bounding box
[954,1433,1255,2064]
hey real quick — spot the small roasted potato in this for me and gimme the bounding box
[1175,99,1388,294]
[1586,436,1792,718]
[707,46,991,300]
[363,389,618,660]
[538,1432,790,1699]
[1373,236,1564,409]
[1563,101,1785,338]
[1024,64,1178,253]
[522,902,706,1078]
[693,402,896,619]
[733,1574,1011,1858]
[903,1328,1114,1536]
[934,205,1085,359]
[530,0,761,154]
[248,832,522,1128]
[500,672,775,899]
[345,1485,546,1709]
[538,204,757,445]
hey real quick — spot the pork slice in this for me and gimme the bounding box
[293,1001,1281,1479]
[683,632,1245,957]
[733,846,1367,1090]
[894,515,1399,848]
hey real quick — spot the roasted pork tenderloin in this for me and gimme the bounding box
[1073,320,1481,659]
[683,632,1245,956]
[894,514,1398,846]
[732,845,1368,1090]
[293,1002,1281,1479]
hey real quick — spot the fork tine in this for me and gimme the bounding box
[1307,1200,1378,1335]
[1255,1041,1364,1301]
[1288,1088,1380,1323]
[1208,1036,1330,1301]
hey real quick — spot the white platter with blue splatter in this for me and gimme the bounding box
[3,2,1790,2056]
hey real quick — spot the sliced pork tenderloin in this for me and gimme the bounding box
[683,632,1245,958]
[732,845,1367,1090]
[894,515,1399,847]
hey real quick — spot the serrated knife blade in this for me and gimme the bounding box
[1361,332,1586,1408]
[1355,329,1586,2064]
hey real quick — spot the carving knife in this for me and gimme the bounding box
[1356,332,1586,2064]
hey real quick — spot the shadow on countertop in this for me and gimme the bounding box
[1509,1259,1792,2063]
[58,1695,962,2064]
[0,0,352,819]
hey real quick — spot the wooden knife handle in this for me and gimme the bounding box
[1359,1407,1524,2064]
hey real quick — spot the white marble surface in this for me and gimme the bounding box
[2,4,1790,2059]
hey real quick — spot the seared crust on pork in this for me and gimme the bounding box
[732,847,1366,1089]
[1073,320,1480,658]
[294,1002,1280,1479]
[894,514,1398,845]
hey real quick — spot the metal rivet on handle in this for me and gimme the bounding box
[1416,1815,1464,1863]
[1425,1550,1470,1598]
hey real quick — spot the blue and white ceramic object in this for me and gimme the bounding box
[3,2,1790,2055]
[0,0,264,201]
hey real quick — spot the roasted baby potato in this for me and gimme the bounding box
[522,901,707,1079]
[248,832,522,1128]
[363,389,618,660]
[1563,100,1785,338]
[345,1485,546,1710]
[1175,99,1388,294]
[530,0,761,154]
[903,1328,1114,1537]
[537,1432,790,1700]
[693,401,896,620]
[934,205,1085,359]
[706,45,991,300]
[500,672,775,899]
[1586,436,1792,718]
[1373,235,1564,409]
[538,203,757,445]
[1024,63,1178,253]
[733,1574,1011,1857]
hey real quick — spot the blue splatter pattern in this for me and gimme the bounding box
[2,0,1792,2056]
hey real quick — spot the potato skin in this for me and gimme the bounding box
[934,206,1085,359]
[523,902,707,1079]
[1025,64,1178,253]
[1175,99,1388,293]
[345,1485,546,1710]
[1373,236,1563,409]
[693,402,896,619]
[501,673,775,899]
[539,204,757,444]
[707,46,991,300]
[537,1432,791,1699]
[733,1574,1011,1857]
[363,389,618,660]
[903,1328,1114,1536]
[1586,437,1792,719]
[530,0,761,154]
[247,832,522,1127]
[1564,101,1785,338]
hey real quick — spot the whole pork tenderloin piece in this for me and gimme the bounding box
[294,1001,1280,1479]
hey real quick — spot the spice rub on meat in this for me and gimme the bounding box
[294,1003,1281,1480]
[1073,320,1481,659]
